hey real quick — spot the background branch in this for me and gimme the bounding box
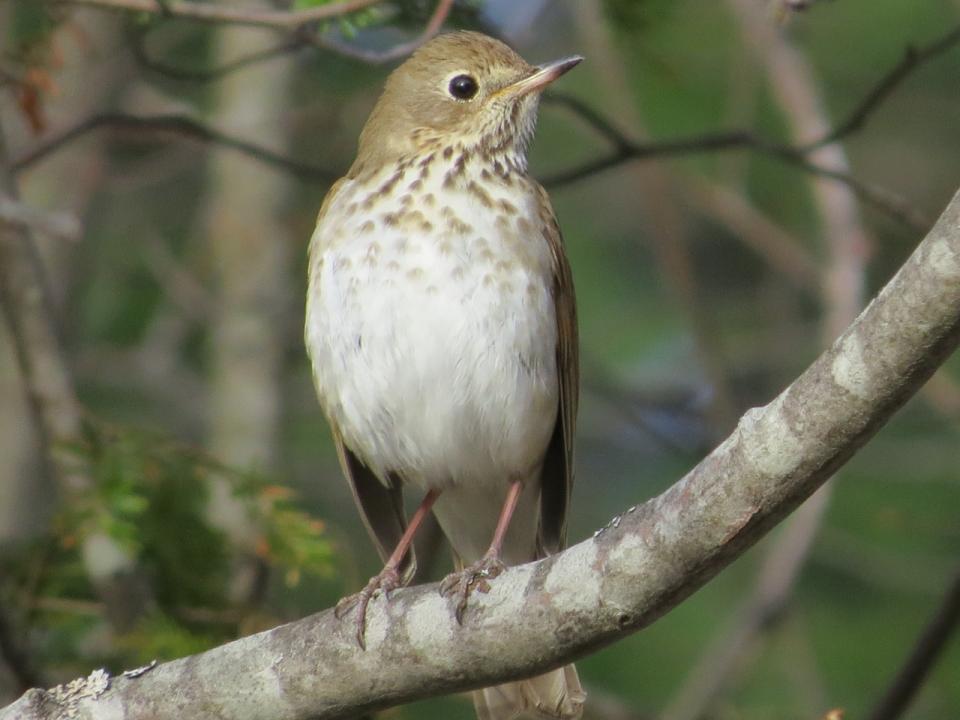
[12,113,339,181]
[53,0,384,30]
[866,568,960,720]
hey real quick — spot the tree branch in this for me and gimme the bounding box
[305,0,454,63]
[4,186,959,720]
[11,113,340,182]
[865,568,960,720]
[51,0,384,29]
[129,0,454,82]
[542,24,960,228]
[803,24,960,151]
[14,22,958,228]
[538,107,929,229]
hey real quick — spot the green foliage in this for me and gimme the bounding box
[6,0,59,56]
[289,0,386,38]
[1,420,335,673]
[602,0,676,33]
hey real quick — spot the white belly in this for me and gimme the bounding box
[306,168,559,494]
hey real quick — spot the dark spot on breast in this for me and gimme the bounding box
[378,169,405,195]
[467,181,494,209]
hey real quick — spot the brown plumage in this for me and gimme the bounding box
[306,31,583,720]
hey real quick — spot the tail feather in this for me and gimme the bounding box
[472,664,585,720]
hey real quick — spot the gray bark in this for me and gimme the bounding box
[3,187,958,720]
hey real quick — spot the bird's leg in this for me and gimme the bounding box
[336,488,440,649]
[440,479,524,623]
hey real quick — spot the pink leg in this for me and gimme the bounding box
[483,479,524,560]
[337,488,440,648]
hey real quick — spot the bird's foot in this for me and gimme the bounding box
[439,554,506,624]
[335,565,402,649]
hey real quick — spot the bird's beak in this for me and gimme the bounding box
[503,55,583,97]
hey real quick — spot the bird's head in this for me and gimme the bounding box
[353,31,581,173]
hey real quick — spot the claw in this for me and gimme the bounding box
[337,565,401,649]
[440,555,505,624]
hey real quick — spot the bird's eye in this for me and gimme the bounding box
[448,74,479,100]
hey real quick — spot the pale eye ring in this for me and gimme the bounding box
[448,74,479,100]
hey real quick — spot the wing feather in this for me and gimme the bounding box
[534,183,579,556]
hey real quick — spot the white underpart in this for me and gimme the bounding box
[306,156,558,563]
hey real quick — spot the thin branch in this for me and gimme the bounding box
[0,194,82,242]
[11,113,340,182]
[130,27,305,83]
[540,124,930,230]
[544,23,960,227]
[865,568,960,720]
[128,0,452,83]
[3,185,960,720]
[14,23,958,226]
[51,0,385,30]
[804,24,960,151]
[306,0,454,63]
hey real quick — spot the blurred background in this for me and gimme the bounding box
[1,0,959,718]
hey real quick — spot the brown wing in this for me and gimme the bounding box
[331,430,416,583]
[534,183,579,556]
[311,177,415,583]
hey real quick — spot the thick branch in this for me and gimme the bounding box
[4,187,959,720]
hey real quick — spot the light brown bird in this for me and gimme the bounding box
[305,31,583,720]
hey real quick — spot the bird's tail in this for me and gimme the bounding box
[472,663,585,720]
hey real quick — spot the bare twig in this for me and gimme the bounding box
[543,23,960,228]
[51,0,384,30]
[14,22,958,227]
[307,0,454,63]
[804,24,960,151]
[540,122,930,230]
[0,194,81,242]
[11,113,340,182]
[865,569,960,720]
[131,28,305,83]
[129,0,452,82]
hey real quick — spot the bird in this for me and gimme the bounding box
[305,30,583,720]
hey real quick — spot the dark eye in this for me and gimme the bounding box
[448,74,479,100]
